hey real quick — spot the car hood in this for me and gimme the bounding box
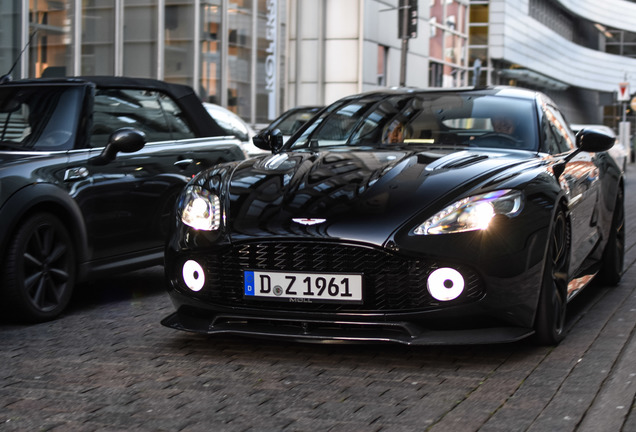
[220,147,538,246]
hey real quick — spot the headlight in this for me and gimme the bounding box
[180,186,222,231]
[414,189,523,235]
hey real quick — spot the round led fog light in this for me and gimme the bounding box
[427,267,464,301]
[182,260,205,292]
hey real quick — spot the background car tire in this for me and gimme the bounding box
[533,208,569,346]
[599,189,625,286]
[1,213,76,322]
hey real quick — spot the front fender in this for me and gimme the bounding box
[0,183,90,280]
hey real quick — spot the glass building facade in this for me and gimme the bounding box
[0,0,286,124]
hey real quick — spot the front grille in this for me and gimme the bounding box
[179,242,483,312]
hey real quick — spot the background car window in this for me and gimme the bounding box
[203,102,251,141]
[90,89,196,147]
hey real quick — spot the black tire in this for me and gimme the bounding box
[533,209,569,346]
[599,188,625,286]
[1,213,76,322]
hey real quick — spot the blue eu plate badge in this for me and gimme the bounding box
[244,271,255,296]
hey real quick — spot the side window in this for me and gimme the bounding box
[90,89,196,147]
[542,105,575,154]
[540,114,560,154]
[314,103,367,144]
[0,86,82,151]
[157,93,197,139]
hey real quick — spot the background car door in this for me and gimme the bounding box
[68,87,244,261]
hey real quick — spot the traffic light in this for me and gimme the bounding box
[398,0,418,39]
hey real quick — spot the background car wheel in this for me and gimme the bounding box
[599,188,625,286]
[1,213,76,322]
[533,209,569,345]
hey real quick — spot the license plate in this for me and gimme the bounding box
[244,270,363,303]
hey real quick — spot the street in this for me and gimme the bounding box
[2,166,636,432]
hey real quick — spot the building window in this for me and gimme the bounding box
[606,28,636,59]
[469,1,489,86]
[164,3,195,86]
[377,45,388,86]
[528,0,573,41]
[201,1,222,104]
[429,61,443,87]
[30,0,74,77]
[227,0,253,119]
[429,0,469,88]
[6,0,285,128]
[123,1,158,78]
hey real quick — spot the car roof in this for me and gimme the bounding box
[336,86,541,102]
[1,76,226,137]
[3,75,197,97]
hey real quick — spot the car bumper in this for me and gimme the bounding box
[161,307,535,345]
[162,237,547,344]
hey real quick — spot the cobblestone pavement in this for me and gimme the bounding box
[2,166,636,432]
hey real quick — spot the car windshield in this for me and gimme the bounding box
[0,85,84,151]
[289,93,539,152]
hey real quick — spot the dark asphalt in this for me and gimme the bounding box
[2,165,636,431]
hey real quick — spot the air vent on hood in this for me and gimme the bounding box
[426,152,490,171]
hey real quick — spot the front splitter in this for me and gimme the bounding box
[161,310,535,346]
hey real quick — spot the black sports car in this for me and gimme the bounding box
[162,86,624,345]
[0,76,245,322]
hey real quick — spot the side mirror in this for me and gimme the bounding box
[91,127,146,165]
[555,127,617,180]
[575,127,615,153]
[253,128,284,153]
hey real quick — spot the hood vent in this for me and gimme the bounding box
[442,154,490,169]
[426,152,491,171]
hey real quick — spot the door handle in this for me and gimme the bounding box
[174,158,194,169]
[64,167,89,181]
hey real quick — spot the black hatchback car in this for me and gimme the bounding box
[0,76,245,322]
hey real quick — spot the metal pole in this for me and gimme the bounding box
[399,3,409,87]
[295,0,302,107]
